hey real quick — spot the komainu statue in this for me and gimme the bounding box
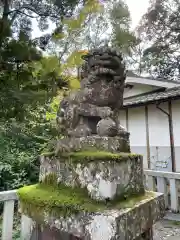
[56,46,130,153]
[18,46,165,240]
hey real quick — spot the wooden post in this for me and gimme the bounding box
[145,105,150,169]
[156,177,169,208]
[156,102,176,172]
[169,178,179,212]
[168,100,176,172]
[147,176,155,191]
[2,200,15,240]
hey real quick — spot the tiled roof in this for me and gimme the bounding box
[123,87,180,107]
[126,70,180,84]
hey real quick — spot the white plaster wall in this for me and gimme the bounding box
[171,99,180,172]
[124,84,159,98]
[148,103,172,172]
[127,107,148,169]
[119,100,180,172]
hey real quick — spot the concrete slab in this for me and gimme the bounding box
[164,212,180,222]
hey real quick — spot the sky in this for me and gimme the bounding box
[32,0,150,38]
[126,0,149,29]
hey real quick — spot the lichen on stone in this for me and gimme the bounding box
[17,183,155,219]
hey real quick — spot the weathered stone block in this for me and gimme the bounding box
[55,135,130,154]
[18,187,165,240]
[39,151,144,201]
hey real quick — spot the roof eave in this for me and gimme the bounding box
[122,95,180,109]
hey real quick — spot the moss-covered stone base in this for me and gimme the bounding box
[18,183,147,218]
[39,151,144,202]
[18,185,165,240]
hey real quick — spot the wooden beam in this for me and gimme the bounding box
[168,100,176,172]
[0,190,18,201]
[145,106,150,169]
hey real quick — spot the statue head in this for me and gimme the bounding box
[80,46,126,109]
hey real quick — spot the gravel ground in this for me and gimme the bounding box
[153,220,180,240]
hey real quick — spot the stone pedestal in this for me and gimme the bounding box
[39,152,144,201]
[19,190,164,240]
[18,151,165,240]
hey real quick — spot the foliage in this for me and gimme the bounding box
[0,0,102,195]
[46,74,80,121]
[137,0,180,79]
[0,0,84,49]
[76,3,109,49]
[76,0,139,58]
[109,0,138,55]
[46,0,103,119]
[0,30,66,122]
[0,0,95,121]
[51,0,103,64]
[48,0,139,62]
[104,0,143,73]
[0,109,57,191]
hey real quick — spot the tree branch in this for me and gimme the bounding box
[12,10,39,19]
[7,5,59,19]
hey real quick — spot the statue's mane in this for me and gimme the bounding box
[80,46,126,88]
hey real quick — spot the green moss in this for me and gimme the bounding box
[41,151,56,157]
[43,173,58,186]
[40,150,141,164]
[62,151,141,163]
[17,183,154,218]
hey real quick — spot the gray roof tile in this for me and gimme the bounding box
[123,87,180,107]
